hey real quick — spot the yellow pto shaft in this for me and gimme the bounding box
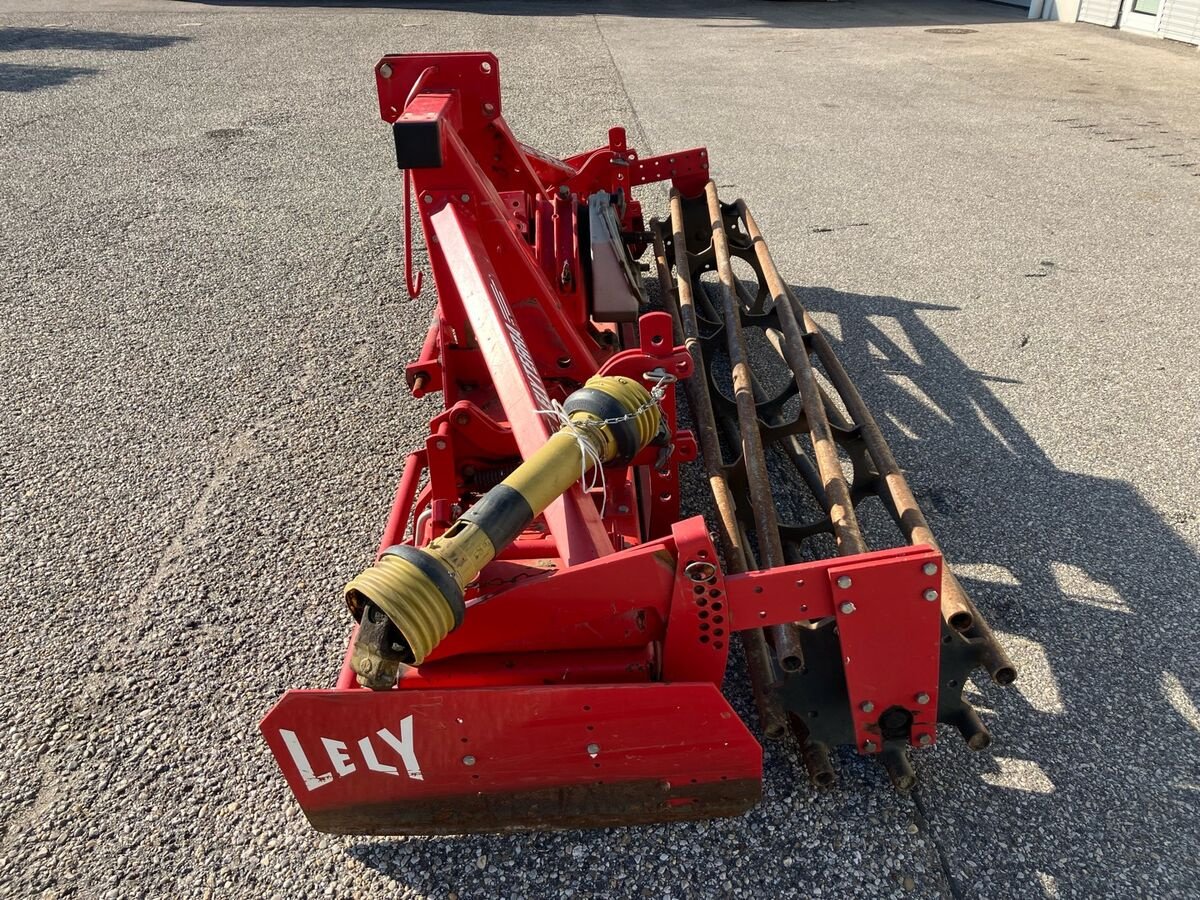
[345,375,663,688]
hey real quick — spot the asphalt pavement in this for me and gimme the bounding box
[1,1,1198,898]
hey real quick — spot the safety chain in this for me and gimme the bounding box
[536,368,677,516]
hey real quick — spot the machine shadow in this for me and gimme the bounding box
[344,286,1198,891]
[175,0,1031,31]
[797,286,1200,886]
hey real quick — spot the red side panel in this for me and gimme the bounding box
[261,684,762,834]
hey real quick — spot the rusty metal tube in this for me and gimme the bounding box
[653,220,789,739]
[879,744,917,792]
[738,200,1016,684]
[791,294,1015,681]
[804,330,1017,681]
[788,716,835,788]
[950,705,993,750]
[700,184,806,673]
[737,202,868,558]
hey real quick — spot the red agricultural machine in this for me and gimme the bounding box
[261,52,1015,835]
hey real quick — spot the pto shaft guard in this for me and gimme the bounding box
[345,375,662,681]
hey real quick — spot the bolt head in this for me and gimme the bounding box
[836,575,852,589]
[916,692,930,705]
[839,601,856,615]
[923,562,938,577]
[918,734,933,747]
[422,193,433,204]
[864,741,878,753]
[459,193,470,203]
[462,755,476,766]
[587,743,600,756]
[923,589,939,602]
[434,439,447,451]
[483,102,495,114]
[860,701,875,713]
[379,63,393,79]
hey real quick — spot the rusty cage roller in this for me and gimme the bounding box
[651,188,1015,781]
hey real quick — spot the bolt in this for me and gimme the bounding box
[923,562,938,576]
[839,601,856,615]
[836,575,852,589]
[918,734,933,747]
[587,743,600,756]
[379,63,393,79]
[462,755,476,766]
[617,505,630,514]
[924,589,939,602]
[422,194,433,204]
[860,701,875,713]
[864,741,878,753]
[916,693,930,705]
[434,439,447,451]
[459,193,470,203]
[483,102,495,115]
[455,413,469,426]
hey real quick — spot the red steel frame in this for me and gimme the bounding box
[261,52,944,834]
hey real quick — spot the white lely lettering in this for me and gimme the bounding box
[358,735,398,776]
[376,716,424,781]
[278,715,423,791]
[321,738,356,776]
[280,729,333,791]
